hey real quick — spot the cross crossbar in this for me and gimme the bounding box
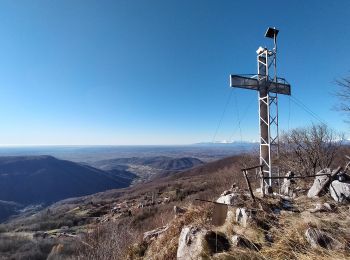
[230,75,291,95]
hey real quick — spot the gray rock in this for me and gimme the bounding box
[330,180,350,202]
[286,171,294,178]
[281,171,295,196]
[216,193,236,205]
[231,235,260,251]
[323,202,332,211]
[307,169,331,198]
[174,206,186,215]
[235,208,251,227]
[220,190,231,196]
[309,203,332,213]
[305,228,341,249]
[177,226,207,260]
[143,225,169,243]
[281,179,292,196]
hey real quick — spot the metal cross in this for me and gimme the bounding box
[230,27,292,186]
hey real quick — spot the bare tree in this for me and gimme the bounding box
[279,124,343,176]
[335,75,350,121]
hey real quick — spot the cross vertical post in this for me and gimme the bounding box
[257,47,271,185]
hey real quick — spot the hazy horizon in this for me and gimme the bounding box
[0,140,258,147]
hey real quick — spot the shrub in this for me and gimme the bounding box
[77,219,139,260]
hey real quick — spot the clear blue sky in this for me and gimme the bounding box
[0,0,349,145]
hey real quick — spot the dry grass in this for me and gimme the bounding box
[138,193,350,260]
[77,219,140,260]
[259,198,350,260]
[137,203,212,260]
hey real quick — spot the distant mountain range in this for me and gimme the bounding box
[194,141,258,147]
[0,155,133,221]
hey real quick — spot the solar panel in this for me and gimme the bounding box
[265,27,279,39]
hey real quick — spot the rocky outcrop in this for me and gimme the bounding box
[305,228,341,249]
[307,167,343,199]
[235,208,251,227]
[177,226,207,260]
[177,226,232,259]
[281,171,295,196]
[330,180,350,202]
[231,235,260,251]
[307,169,331,198]
[216,193,236,205]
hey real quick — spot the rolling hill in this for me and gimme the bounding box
[0,155,132,216]
[92,156,203,173]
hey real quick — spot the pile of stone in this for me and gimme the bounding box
[307,167,350,202]
[278,165,350,203]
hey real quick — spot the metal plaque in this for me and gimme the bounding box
[212,203,228,226]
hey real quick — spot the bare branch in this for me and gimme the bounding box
[334,75,350,120]
[280,124,342,176]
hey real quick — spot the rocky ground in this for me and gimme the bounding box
[129,165,350,259]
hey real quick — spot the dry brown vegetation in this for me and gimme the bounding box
[137,195,350,260]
